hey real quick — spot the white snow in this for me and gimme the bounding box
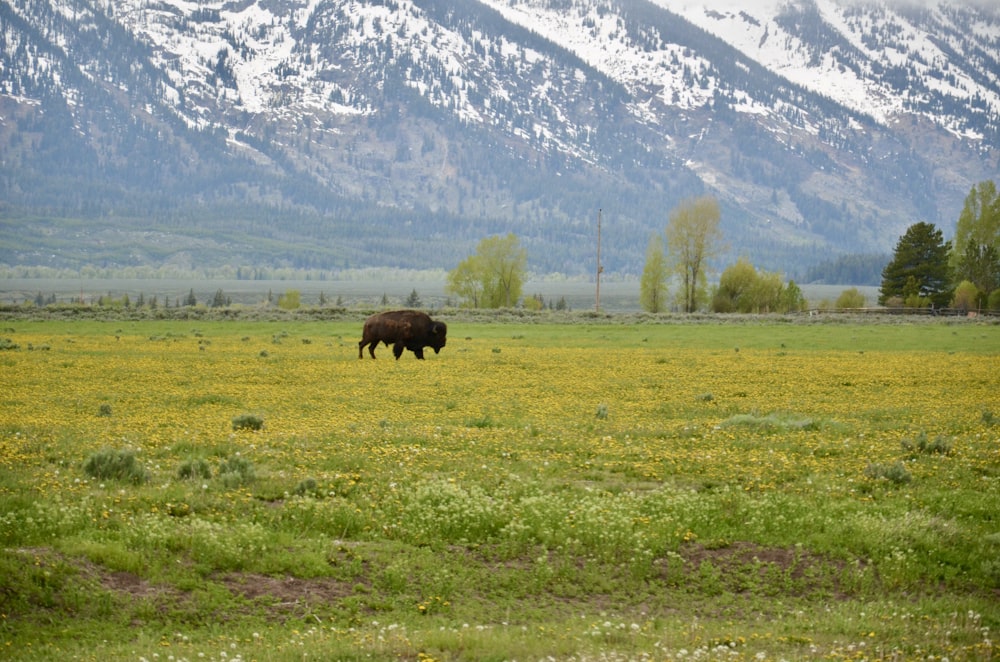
[20,0,995,145]
[476,0,998,138]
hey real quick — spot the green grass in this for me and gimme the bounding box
[0,314,998,661]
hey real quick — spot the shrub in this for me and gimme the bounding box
[97,403,113,417]
[902,431,952,456]
[595,403,609,420]
[951,280,981,311]
[864,461,912,485]
[232,414,264,431]
[83,449,149,484]
[293,477,319,496]
[989,288,1000,311]
[720,412,817,432]
[835,287,866,309]
[218,455,255,488]
[903,293,931,309]
[177,458,212,480]
[922,436,952,455]
[277,290,301,310]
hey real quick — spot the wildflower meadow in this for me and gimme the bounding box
[1,314,998,661]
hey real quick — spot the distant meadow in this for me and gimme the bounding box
[0,276,880,311]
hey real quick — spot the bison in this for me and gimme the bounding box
[358,310,447,360]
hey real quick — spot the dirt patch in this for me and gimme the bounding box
[683,541,834,573]
[9,546,361,621]
[13,546,177,600]
[665,541,857,598]
[219,572,356,605]
[99,568,171,599]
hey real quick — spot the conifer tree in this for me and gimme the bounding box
[879,222,952,307]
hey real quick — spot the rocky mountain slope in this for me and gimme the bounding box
[1,0,998,278]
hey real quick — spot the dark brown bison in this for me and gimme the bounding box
[358,310,447,360]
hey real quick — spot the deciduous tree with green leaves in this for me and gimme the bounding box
[666,196,724,313]
[950,181,1000,307]
[711,257,805,313]
[446,233,527,308]
[950,180,999,274]
[277,289,301,310]
[954,240,999,308]
[879,222,952,308]
[639,233,668,313]
[446,258,484,308]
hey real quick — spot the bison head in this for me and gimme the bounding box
[430,321,447,353]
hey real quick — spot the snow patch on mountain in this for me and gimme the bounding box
[480,0,718,112]
[662,0,1000,137]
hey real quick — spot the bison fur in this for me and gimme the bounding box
[358,310,447,360]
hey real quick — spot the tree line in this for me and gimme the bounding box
[441,178,999,315]
[878,180,1000,311]
[22,288,346,311]
[442,196,808,314]
[635,195,808,314]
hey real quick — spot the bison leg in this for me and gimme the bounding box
[392,341,405,360]
[412,346,425,360]
[359,338,378,359]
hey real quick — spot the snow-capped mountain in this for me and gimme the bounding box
[1,0,998,277]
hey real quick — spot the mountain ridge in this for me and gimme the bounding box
[1,0,997,278]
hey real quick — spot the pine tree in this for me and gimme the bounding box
[879,222,952,307]
[211,289,227,308]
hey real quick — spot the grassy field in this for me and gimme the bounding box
[1,315,998,661]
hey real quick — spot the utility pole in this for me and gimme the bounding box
[595,208,603,312]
